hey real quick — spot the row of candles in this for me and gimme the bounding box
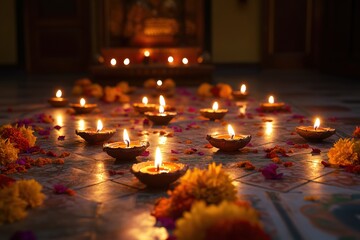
[48,85,335,187]
[108,50,190,67]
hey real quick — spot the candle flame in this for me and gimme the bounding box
[228,124,235,139]
[159,95,165,106]
[240,84,246,94]
[97,120,103,132]
[168,56,174,63]
[155,147,162,170]
[110,58,117,66]
[56,89,62,98]
[123,129,130,147]
[268,96,274,104]
[157,80,163,87]
[80,98,86,107]
[212,101,219,111]
[314,118,320,130]
[159,105,165,114]
[142,96,148,105]
[144,50,150,57]
[182,57,189,65]
[123,58,130,66]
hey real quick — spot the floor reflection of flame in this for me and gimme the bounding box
[265,122,273,136]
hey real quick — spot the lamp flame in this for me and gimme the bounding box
[157,80,163,87]
[97,120,103,132]
[142,96,148,105]
[314,118,320,130]
[80,98,86,107]
[240,84,246,94]
[110,58,117,66]
[56,90,62,98]
[123,129,130,147]
[212,101,219,111]
[123,58,130,66]
[159,95,165,106]
[168,56,174,63]
[182,57,189,65]
[144,50,150,57]
[228,124,235,139]
[159,105,165,114]
[155,147,162,171]
[268,96,274,104]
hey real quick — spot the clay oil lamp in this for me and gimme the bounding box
[145,105,177,125]
[131,147,188,188]
[48,89,69,107]
[232,84,248,100]
[133,96,157,114]
[145,95,177,125]
[259,95,285,112]
[70,98,97,114]
[200,101,228,121]
[206,124,251,152]
[296,117,336,142]
[103,129,150,161]
[76,119,116,144]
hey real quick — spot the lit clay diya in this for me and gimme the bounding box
[145,108,177,125]
[296,118,336,142]
[131,147,188,188]
[133,96,157,114]
[75,120,116,144]
[48,89,69,107]
[70,98,97,114]
[103,129,150,161]
[232,84,248,100]
[260,96,285,112]
[206,124,251,152]
[200,101,228,121]
[144,96,177,125]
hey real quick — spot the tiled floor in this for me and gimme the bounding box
[0,69,360,239]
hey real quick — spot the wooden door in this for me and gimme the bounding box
[319,0,360,76]
[24,0,90,73]
[262,0,314,68]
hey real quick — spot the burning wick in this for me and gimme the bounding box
[212,101,219,112]
[144,50,150,57]
[110,58,117,66]
[240,84,246,94]
[142,96,148,105]
[314,118,320,131]
[123,129,130,148]
[96,119,103,133]
[56,90,62,98]
[80,98,86,107]
[168,56,174,63]
[228,124,235,140]
[157,80,163,87]
[268,96,274,104]
[155,147,162,172]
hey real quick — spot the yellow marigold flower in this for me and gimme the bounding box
[180,163,237,205]
[0,138,19,165]
[174,201,262,240]
[19,125,37,147]
[197,83,213,97]
[0,184,28,224]
[15,179,45,208]
[328,138,360,166]
[217,83,232,99]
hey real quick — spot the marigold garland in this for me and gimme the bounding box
[0,138,19,165]
[0,177,45,224]
[327,138,360,166]
[174,201,270,240]
[152,163,237,220]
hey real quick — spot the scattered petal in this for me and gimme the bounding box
[57,136,65,141]
[260,164,283,180]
